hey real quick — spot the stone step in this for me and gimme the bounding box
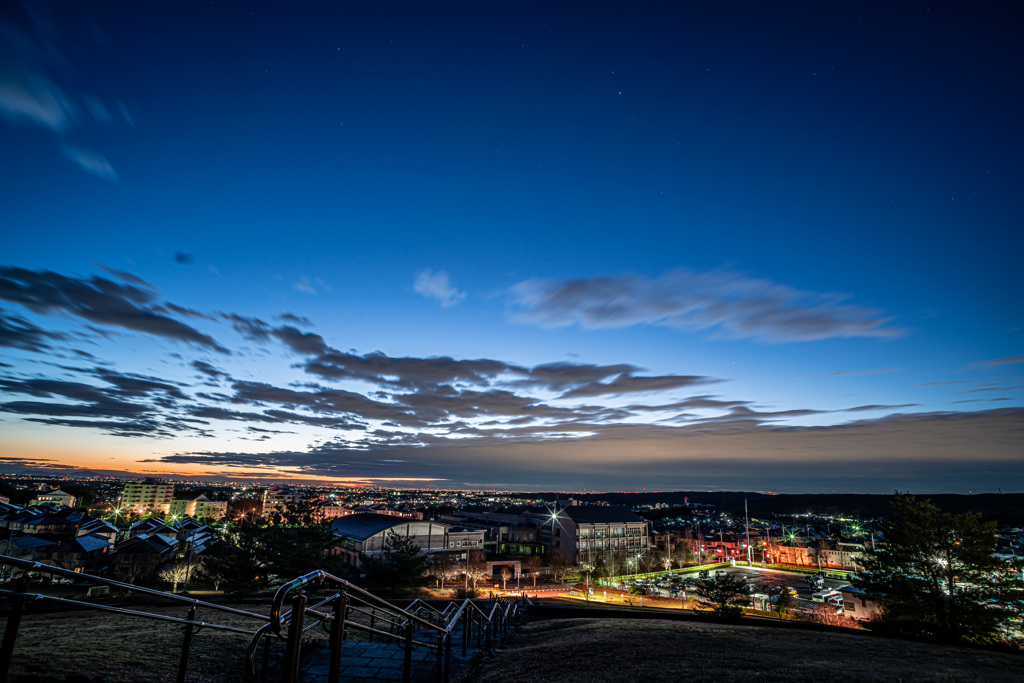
[300,636,481,683]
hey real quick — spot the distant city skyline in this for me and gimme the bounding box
[1,1,1021,493]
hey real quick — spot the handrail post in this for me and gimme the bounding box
[368,607,375,642]
[475,611,481,647]
[328,591,347,683]
[261,635,271,683]
[176,605,197,683]
[282,591,307,683]
[485,615,491,650]
[435,630,445,683]
[444,632,452,683]
[0,573,31,681]
[461,606,469,656]
[402,620,414,683]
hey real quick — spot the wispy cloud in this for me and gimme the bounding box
[294,275,330,295]
[828,368,898,377]
[59,144,117,181]
[508,268,903,343]
[414,269,466,308]
[0,5,128,177]
[970,355,1024,369]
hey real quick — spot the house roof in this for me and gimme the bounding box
[65,534,113,553]
[561,506,644,524]
[331,513,439,542]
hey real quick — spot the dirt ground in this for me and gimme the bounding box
[466,616,1024,683]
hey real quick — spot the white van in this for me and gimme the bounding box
[811,589,841,603]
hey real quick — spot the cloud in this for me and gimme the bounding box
[844,403,919,412]
[414,270,466,308]
[0,309,64,351]
[82,95,111,123]
[971,355,1024,369]
[560,373,719,398]
[0,17,75,132]
[0,5,130,177]
[60,144,117,181]
[273,326,330,356]
[0,370,201,438]
[508,268,903,342]
[827,368,898,377]
[0,266,229,353]
[278,312,313,326]
[94,264,154,288]
[190,360,230,380]
[144,408,1024,492]
[293,275,330,295]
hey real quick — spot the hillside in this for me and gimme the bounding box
[466,616,1024,683]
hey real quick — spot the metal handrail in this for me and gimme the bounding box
[0,554,268,621]
[269,570,446,637]
[0,555,277,683]
[0,589,258,636]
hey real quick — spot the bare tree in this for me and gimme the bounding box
[500,566,512,590]
[466,549,489,589]
[159,562,190,594]
[431,553,456,588]
[550,554,570,585]
[525,555,543,587]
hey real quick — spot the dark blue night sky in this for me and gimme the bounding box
[1,1,1021,492]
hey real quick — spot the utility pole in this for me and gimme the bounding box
[744,499,752,566]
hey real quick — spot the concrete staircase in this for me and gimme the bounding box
[300,621,480,683]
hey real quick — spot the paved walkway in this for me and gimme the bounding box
[301,640,442,683]
[300,625,480,683]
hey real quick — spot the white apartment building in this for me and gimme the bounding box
[168,494,228,521]
[120,479,175,514]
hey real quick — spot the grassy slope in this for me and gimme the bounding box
[467,617,1024,683]
[3,602,272,682]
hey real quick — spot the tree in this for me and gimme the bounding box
[501,566,513,590]
[202,518,268,598]
[159,562,190,594]
[465,548,489,589]
[430,552,457,588]
[550,554,570,585]
[260,522,344,580]
[853,494,1024,644]
[694,574,749,619]
[361,530,431,596]
[759,582,795,616]
[525,555,544,587]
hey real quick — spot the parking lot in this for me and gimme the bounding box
[615,566,851,601]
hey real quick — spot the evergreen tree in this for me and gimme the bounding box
[202,518,269,598]
[854,494,1024,643]
[694,574,750,619]
[360,530,431,596]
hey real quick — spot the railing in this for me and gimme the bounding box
[0,555,524,683]
[254,569,523,683]
[0,554,276,682]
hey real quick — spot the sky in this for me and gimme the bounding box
[1,0,1021,493]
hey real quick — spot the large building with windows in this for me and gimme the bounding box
[329,513,485,567]
[30,489,77,507]
[168,494,228,521]
[550,505,650,566]
[120,479,174,514]
[443,501,651,567]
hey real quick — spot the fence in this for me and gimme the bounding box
[0,555,523,683]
